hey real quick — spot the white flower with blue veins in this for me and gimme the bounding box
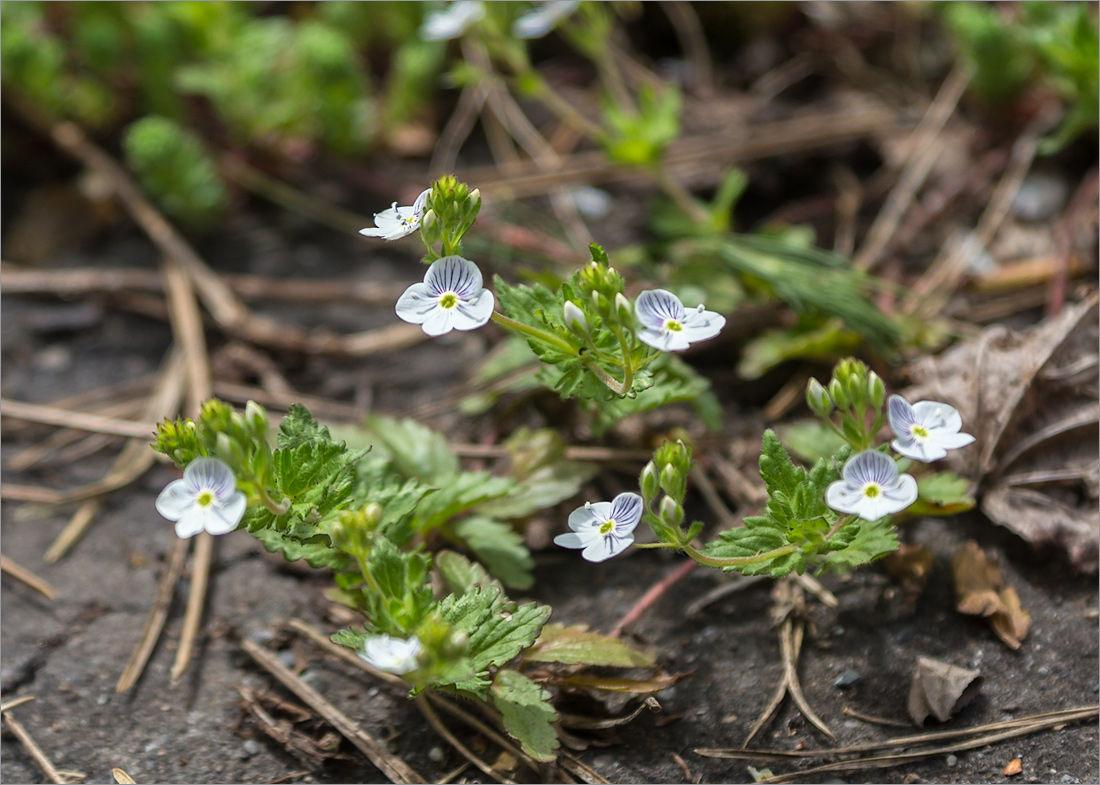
[395,255,495,336]
[359,634,422,675]
[155,458,246,539]
[359,189,430,241]
[825,450,918,521]
[554,492,643,562]
[420,1,485,41]
[888,395,975,462]
[635,289,725,352]
[513,0,580,39]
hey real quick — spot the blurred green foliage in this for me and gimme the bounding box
[123,116,227,230]
[944,1,1098,151]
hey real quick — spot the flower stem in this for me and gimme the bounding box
[682,542,798,569]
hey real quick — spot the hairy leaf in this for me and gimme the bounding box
[453,516,534,590]
[490,670,559,762]
[523,624,655,668]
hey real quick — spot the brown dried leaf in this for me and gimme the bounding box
[555,671,689,695]
[903,293,1099,572]
[951,541,1031,650]
[883,544,934,603]
[1004,757,1023,776]
[906,656,982,727]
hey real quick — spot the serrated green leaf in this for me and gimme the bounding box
[367,537,435,635]
[252,524,351,571]
[438,586,551,674]
[332,627,369,651]
[523,623,655,668]
[492,275,580,366]
[909,471,976,516]
[590,353,720,435]
[704,517,807,576]
[278,403,334,448]
[413,471,518,533]
[490,670,559,762]
[362,414,458,481]
[436,550,504,597]
[820,516,899,572]
[453,516,534,590]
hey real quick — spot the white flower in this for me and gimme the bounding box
[395,255,495,336]
[359,634,422,675]
[888,395,976,462]
[635,289,725,352]
[359,189,430,241]
[513,0,580,39]
[155,458,246,539]
[825,450,917,521]
[554,492,643,562]
[420,1,485,40]
[563,301,588,333]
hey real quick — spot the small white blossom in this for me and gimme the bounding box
[554,492,643,562]
[513,0,580,39]
[826,450,917,521]
[359,634,422,675]
[420,1,485,40]
[155,458,246,539]
[395,255,495,336]
[635,289,725,352]
[888,395,975,462]
[359,189,430,241]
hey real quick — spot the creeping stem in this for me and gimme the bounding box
[682,542,798,568]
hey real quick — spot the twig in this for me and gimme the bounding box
[416,695,516,785]
[0,696,36,713]
[0,555,57,599]
[450,443,652,463]
[242,638,426,784]
[779,609,835,742]
[8,398,144,472]
[0,398,154,439]
[44,348,186,562]
[431,83,489,176]
[1,707,66,784]
[610,559,698,638]
[841,706,912,728]
[684,575,769,618]
[0,483,66,504]
[559,752,611,785]
[854,64,971,272]
[116,538,189,693]
[286,618,406,689]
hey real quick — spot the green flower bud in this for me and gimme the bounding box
[660,464,680,497]
[867,371,885,410]
[614,292,633,325]
[847,374,865,409]
[362,502,384,526]
[563,301,589,335]
[640,461,660,501]
[245,400,267,439]
[659,496,684,527]
[468,188,481,206]
[806,378,832,417]
[828,378,850,410]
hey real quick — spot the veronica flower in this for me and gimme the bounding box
[359,634,422,675]
[155,458,246,539]
[634,289,725,352]
[395,255,495,336]
[359,189,430,241]
[420,1,485,40]
[513,0,580,39]
[825,450,917,521]
[888,395,975,462]
[554,492,643,562]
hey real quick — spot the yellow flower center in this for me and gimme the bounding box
[599,520,615,535]
[439,293,458,309]
[664,319,683,332]
[911,425,929,438]
[196,490,215,508]
[863,484,881,499]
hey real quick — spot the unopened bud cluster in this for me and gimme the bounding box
[806,358,885,451]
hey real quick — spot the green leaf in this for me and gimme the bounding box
[435,550,503,597]
[438,586,551,674]
[490,670,559,762]
[492,275,579,366]
[590,354,721,435]
[820,516,899,573]
[413,471,518,533]
[523,624,655,668]
[278,403,335,448]
[332,627,368,652]
[477,428,598,519]
[252,523,351,571]
[367,537,435,635]
[738,320,863,380]
[362,414,458,481]
[909,471,976,516]
[775,420,849,465]
[453,516,534,590]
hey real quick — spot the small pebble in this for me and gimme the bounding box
[428,746,445,763]
[1037,665,1050,676]
[243,739,262,756]
[1011,172,1068,222]
[946,755,958,767]
[96,694,110,706]
[1061,774,1075,783]
[834,669,861,688]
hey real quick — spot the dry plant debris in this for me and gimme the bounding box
[951,541,1032,650]
[904,293,1100,572]
[906,656,983,728]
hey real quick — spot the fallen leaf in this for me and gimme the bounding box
[952,541,1032,650]
[903,294,1099,572]
[906,656,982,727]
[1004,757,1023,776]
[883,543,934,603]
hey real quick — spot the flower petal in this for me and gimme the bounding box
[891,437,940,462]
[635,289,686,330]
[581,533,633,562]
[842,450,897,487]
[185,458,236,497]
[156,479,194,521]
[513,0,579,38]
[554,532,594,549]
[421,305,457,336]
[825,481,862,516]
[426,256,484,299]
[887,395,917,435]
[395,282,438,324]
[933,431,976,451]
[609,492,643,532]
[567,505,599,530]
[913,400,962,432]
[637,326,692,352]
[174,508,207,539]
[206,492,246,535]
[679,310,725,343]
[453,289,495,331]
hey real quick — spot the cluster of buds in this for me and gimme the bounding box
[639,440,700,547]
[806,358,886,451]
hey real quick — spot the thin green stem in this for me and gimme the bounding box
[651,164,709,225]
[824,514,854,542]
[609,324,635,393]
[490,311,578,355]
[682,542,798,569]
